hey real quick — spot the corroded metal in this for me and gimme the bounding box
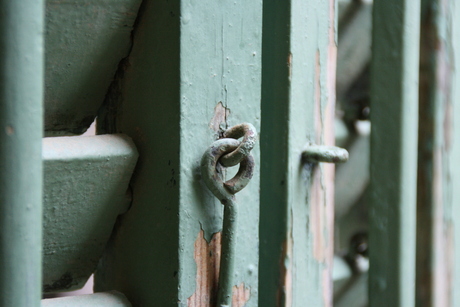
[200,124,257,307]
[302,144,349,164]
[219,123,257,168]
[201,139,255,202]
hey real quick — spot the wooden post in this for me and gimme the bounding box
[369,0,420,306]
[94,1,262,306]
[416,1,459,306]
[259,0,337,305]
[0,0,44,306]
[416,0,460,306]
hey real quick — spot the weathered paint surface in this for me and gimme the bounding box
[42,135,138,293]
[416,1,455,305]
[259,0,337,306]
[44,0,142,135]
[187,230,221,306]
[94,1,261,306]
[41,291,132,307]
[452,3,460,306]
[369,0,420,306]
[0,0,44,306]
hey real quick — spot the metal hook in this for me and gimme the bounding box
[200,123,257,307]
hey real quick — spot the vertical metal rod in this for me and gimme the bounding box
[0,0,44,306]
[217,201,238,307]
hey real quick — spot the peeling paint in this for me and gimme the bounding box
[188,230,221,307]
[311,166,326,262]
[209,101,230,136]
[232,283,251,307]
[288,53,292,79]
[277,227,293,307]
[314,50,323,144]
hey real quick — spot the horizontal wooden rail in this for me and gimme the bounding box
[41,291,131,307]
[42,134,138,293]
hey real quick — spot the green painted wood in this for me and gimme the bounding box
[452,3,460,306]
[94,1,262,306]
[369,0,420,306]
[42,134,138,293]
[42,291,131,307]
[416,1,458,306]
[0,0,44,306]
[259,0,337,306]
[44,0,142,135]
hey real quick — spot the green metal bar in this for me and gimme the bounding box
[41,291,131,307]
[0,0,44,306]
[369,0,420,306]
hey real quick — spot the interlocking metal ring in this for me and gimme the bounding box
[219,123,257,167]
[201,138,254,204]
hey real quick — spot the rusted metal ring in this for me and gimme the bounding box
[201,138,255,204]
[219,123,257,167]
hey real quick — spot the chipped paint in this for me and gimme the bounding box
[310,166,326,262]
[232,283,251,307]
[209,102,230,135]
[277,227,293,307]
[188,230,221,307]
[314,51,323,144]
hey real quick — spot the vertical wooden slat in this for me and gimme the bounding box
[94,1,262,306]
[452,3,460,306]
[0,0,44,306]
[416,0,458,305]
[369,0,420,306]
[260,0,337,306]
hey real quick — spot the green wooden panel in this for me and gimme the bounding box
[416,1,459,306]
[42,291,131,307]
[260,0,337,306]
[369,0,420,306]
[94,1,262,306]
[0,0,44,306]
[42,135,138,293]
[44,0,142,135]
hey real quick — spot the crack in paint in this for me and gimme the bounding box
[96,0,146,134]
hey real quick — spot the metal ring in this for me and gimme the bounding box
[201,138,254,204]
[219,123,257,167]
